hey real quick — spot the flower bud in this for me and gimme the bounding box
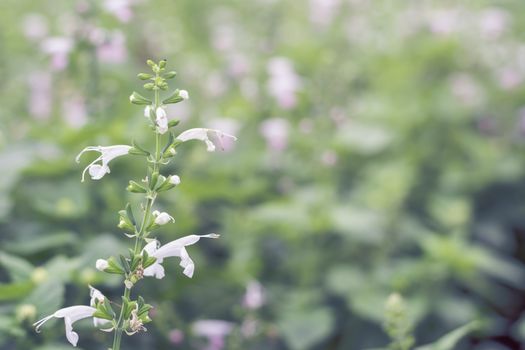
[162,89,189,104]
[31,267,48,284]
[96,259,109,271]
[129,91,152,105]
[16,304,37,322]
[179,90,189,100]
[147,59,155,67]
[137,73,153,80]
[170,175,181,185]
[164,71,177,79]
[127,180,148,193]
[159,59,167,69]
[153,210,174,225]
[143,83,155,90]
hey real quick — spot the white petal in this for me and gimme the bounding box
[176,128,237,152]
[179,90,189,100]
[64,317,79,347]
[88,164,110,180]
[144,105,152,118]
[89,286,105,307]
[154,212,174,225]
[143,262,165,279]
[95,259,108,271]
[169,175,181,185]
[34,305,96,347]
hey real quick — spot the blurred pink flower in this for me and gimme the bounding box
[260,118,290,152]
[427,9,460,36]
[496,68,523,90]
[309,0,341,27]
[479,8,509,40]
[207,118,241,152]
[267,57,302,109]
[27,71,52,121]
[169,329,184,344]
[22,14,48,40]
[62,94,88,129]
[449,73,483,106]
[242,280,265,310]
[97,30,127,64]
[103,0,134,23]
[41,37,74,71]
[193,320,234,350]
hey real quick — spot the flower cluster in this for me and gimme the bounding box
[34,59,236,349]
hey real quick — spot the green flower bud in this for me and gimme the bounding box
[137,73,153,80]
[129,92,152,105]
[162,89,189,104]
[127,180,148,193]
[146,59,155,67]
[159,59,167,69]
[143,83,155,91]
[163,71,177,79]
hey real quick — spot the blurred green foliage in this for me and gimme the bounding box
[1,0,525,349]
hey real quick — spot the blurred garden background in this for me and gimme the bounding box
[1,0,525,349]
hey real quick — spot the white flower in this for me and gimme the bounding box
[89,286,110,328]
[76,145,132,182]
[176,128,237,152]
[169,175,181,185]
[179,89,189,100]
[95,259,108,271]
[143,234,220,279]
[155,107,168,134]
[153,210,175,225]
[33,305,96,347]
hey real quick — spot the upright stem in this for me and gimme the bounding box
[112,86,161,350]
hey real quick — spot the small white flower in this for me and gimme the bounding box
[33,305,96,347]
[144,105,152,118]
[143,234,220,279]
[179,89,189,100]
[169,175,181,185]
[95,259,108,271]
[76,145,132,182]
[89,286,110,328]
[176,128,237,152]
[153,210,175,225]
[155,107,168,134]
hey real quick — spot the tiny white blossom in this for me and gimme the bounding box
[169,175,181,185]
[143,234,220,279]
[76,145,132,182]
[176,128,237,152]
[144,105,152,118]
[179,89,189,100]
[33,305,96,347]
[153,210,174,225]
[95,259,108,271]
[155,107,168,134]
[89,286,110,328]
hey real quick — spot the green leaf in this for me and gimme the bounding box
[415,321,481,350]
[0,251,34,281]
[278,307,334,350]
[25,280,64,318]
[0,281,34,301]
[125,203,136,226]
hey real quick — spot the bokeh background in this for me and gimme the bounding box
[1,0,525,349]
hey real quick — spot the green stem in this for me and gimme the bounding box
[111,86,162,350]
